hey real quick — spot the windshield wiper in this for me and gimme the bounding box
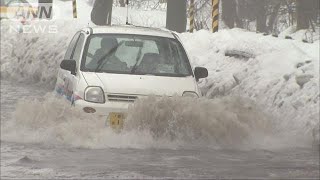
[130,44,143,74]
[94,41,124,72]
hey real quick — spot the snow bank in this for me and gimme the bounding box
[180,29,319,144]
[280,26,320,43]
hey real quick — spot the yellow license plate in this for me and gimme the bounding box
[109,112,124,130]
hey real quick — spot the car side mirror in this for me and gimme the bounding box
[60,59,76,75]
[194,67,208,81]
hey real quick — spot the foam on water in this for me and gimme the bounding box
[2,93,309,150]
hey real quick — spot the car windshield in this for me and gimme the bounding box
[81,34,193,77]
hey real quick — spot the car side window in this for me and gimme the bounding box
[64,32,80,60]
[83,36,102,66]
[72,33,85,65]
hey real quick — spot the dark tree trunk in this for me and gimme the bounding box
[91,0,113,25]
[235,8,244,29]
[312,0,319,21]
[235,17,243,28]
[237,0,249,20]
[166,0,187,33]
[267,2,281,33]
[221,0,236,28]
[255,0,267,32]
[296,0,312,30]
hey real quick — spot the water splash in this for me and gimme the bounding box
[2,93,283,150]
[125,96,273,149]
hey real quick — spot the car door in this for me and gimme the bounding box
[69,32,86,105]
[55,31,81,101]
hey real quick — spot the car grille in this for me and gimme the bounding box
[107,94,138,102]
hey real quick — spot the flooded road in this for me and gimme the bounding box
[1,80,319,179]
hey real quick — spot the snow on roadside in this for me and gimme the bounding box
[179,28,319,144]
[280,26,320,43]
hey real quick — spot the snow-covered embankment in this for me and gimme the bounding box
[180,29,319,145]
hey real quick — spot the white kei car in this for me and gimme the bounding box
[55,25,208,129]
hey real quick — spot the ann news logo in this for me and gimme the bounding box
[1,1,58,33]
[1,1,53,21]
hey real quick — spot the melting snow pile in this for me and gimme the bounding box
[180,29,319,144]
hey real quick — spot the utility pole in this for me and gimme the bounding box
[72,0,77,18]
[189,0,195,32]
[212,0,219,32]
[166,0,187,33]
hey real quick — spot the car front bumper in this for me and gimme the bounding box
[74,99,132,116]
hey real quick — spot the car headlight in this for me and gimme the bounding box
[183,91,199,98]
[84,87,105,103]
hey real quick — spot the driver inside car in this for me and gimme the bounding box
[87,37,128,72]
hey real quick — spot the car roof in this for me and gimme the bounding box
[83,25,175,39]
